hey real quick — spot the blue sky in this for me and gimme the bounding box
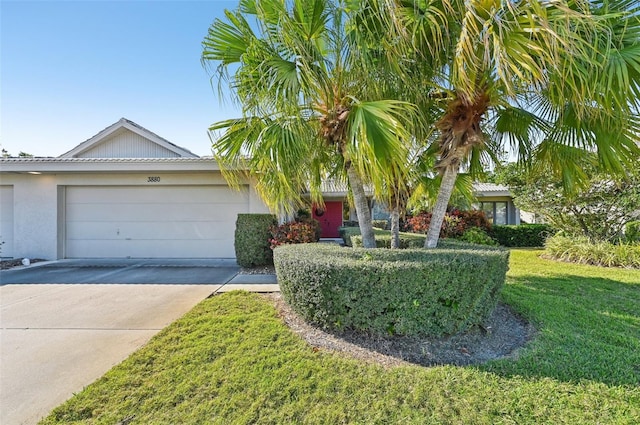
[1,0,242,157]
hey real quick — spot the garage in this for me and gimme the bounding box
[0,186,14,258]
[65,185,249,258]
[0,118,270,260]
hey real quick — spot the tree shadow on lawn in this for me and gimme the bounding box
[478,273,640,387]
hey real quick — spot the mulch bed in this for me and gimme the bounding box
[264,293,536,368]
[0,258,46,270]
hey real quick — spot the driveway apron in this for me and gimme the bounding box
[0,259,238,425]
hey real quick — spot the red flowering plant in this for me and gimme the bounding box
[404,210,492,238]
[270,220,320,249]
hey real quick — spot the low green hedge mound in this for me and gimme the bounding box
[491,224,556,247]
[274,243,509,337]
[234,214,277,268]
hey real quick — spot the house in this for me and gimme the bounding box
[0,119,527,259]
[0,118,269,260]
[471,182,521,225]
[310,181,521,238]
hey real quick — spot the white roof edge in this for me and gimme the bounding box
[58,118,199,159]
[0,157,235,173]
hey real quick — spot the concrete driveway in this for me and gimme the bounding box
[0,259,239,425]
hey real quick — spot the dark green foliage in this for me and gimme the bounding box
[625,221,640,243]
[459,227,498,246]
[491,224,556,247]
[234,214,277,267]
[338,226,363,247]
[372,219,389,230]
[274,243,509,337]
[504,164,640,243]
[351,232,425,248]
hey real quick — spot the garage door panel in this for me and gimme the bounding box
[65,186,248,258]
[66,239,232,259]
[67,202,246,222]
[67,186,249,204]
[67,221,237,240]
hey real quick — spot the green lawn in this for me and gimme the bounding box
[42,250,640,424]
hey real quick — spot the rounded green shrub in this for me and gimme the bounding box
[234,214,277,268]
[459,227,498,246]
[274,243,510,337]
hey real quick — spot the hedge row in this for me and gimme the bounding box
[274,243,509,337]
[490,224,556,247]
[351,232,425,248]
[234,214,277,268]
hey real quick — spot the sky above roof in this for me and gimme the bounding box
[1,0,241,157]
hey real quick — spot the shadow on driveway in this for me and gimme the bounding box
[0,259,240,285]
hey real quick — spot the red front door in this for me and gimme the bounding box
[312,201,343,238]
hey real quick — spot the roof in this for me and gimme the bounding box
[311,181,512,198]
[59,118,199,159]
[473,182,512,197]
[0,157,223,173]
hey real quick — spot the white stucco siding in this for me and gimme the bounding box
[0,186,14,258]
[12,176,60,260]
[65,185,249,258]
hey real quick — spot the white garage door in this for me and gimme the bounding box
[0,186,14,258]
[65,186,249,258]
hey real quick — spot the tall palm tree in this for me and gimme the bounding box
[202,0,415,248]
[368,0,640,248]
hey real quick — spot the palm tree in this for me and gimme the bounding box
[367,0,640,248]
[202,0,415,248]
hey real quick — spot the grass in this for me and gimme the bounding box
[41,250,640,424]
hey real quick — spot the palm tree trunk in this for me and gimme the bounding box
[424,165,459,249]
[390,207,400,249]
[346,164,376,248]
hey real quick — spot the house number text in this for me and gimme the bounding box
[147,176,161,182]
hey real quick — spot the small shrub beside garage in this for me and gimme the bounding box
[274,243,509,337]
[234,214,277,267]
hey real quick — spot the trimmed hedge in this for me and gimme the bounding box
[234,214,277,268]
[372,219,389,230]
[351,232,425,248]
[338,226,362,247]
[274,243,509,337]
[491,224,556,247]
[339,226,425,248]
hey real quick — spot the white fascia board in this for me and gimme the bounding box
[475,190,512,197]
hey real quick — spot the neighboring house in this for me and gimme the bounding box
[0,118,269,260]
[472,183,521,225]
[310,181,521,238]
